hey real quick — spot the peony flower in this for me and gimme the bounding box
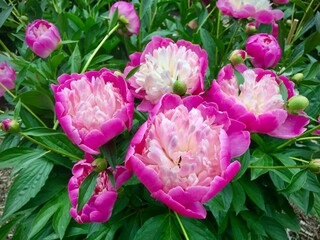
[126,94,250,218]
[216,0,284,24]
[124,36,208,112]
[313,116,320,135]
[68,154,132,223]
[109,1,140,36]
[273,0,289,4]
[26,19,61,58]
[52,68,134,154]
[246,33,281,69]
[205,64,309,138]
[0,61,16,97]
[0,119,20,133]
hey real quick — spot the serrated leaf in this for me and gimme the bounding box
[180,217,217,240]
[77,171,99,211]
[2,158,53,220]
[280,169,308,194]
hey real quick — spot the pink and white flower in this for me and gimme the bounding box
[68,154,132,223]
[0,61,16,97]
[205,64,309,138]
[126,94,250,218]
[216,0,284,24]
[52,68,134,154]
[109,1,140,36]
[124,36,208,112]
[246,33,281,69]
[26,19,61,58]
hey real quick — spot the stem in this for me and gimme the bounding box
[20,132,81,160]
[0,39,17,60]
[248,165,308,169]
[81,23,120,73]
[297,136,320,141]
[276,125,320,150]
[0,82,47,128]
[290,157,309,164]
[196,7,216,34]
[53,120,59,130]
[174,212,189,240]
[285,19,299,45]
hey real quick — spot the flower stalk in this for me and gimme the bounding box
[174,212,190,240]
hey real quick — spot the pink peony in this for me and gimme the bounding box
[68,154,132,223]
[246,33,281,69]
[0,61,16,97]
[273,0,289,4]
[1,119,19,133]
[109,1,140,36]
[124,36,208,112]
[126,94,250,218]
[26,19,61,58]
[52,68,134,154]
[205,64,309,138]
[216,0,284,24]
[313,116,320,135]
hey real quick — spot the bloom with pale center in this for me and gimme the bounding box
[52,68,134,154]
[26,19,61,58]
[216,0,284,24]
[124,36,208,112]
[126,94,250,218]
[205,64,309,138]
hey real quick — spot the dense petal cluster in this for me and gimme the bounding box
[126,94,250,218]
[0,61,16,97]
[52,68,134,154]
[216,0,284,24]
[205,64,309,138]
[246,33,281,68]
[26,19,61,58]
[124,36,208,112]
[68,154,132,223]
[109,1,140,35]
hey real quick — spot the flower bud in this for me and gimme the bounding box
[245,23,257,35]
[1,119,20,133]
[308,159,320,174]
[20,15,28,23]
[119,15,129,25]
[173,80,187,96]
[229,50,247,66]
[291,73,304,82]
[286,20,292,26]
[91,158,107,172]
[287,95,309,114]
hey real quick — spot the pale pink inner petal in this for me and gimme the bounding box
[137,105,223,192]
[62,76,124,135]
[134,43,200,103]
[229,0,271,11]
[32,23,50,37]
[220,69,284,115]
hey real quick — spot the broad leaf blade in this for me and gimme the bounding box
[77,171,99,211]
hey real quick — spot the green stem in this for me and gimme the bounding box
[276,125,320,150]
[53,120,59,130]
[248,165,308,170]
[0,82,47,128]
[0,110,4,114]
[20,132,81,160]
[290,157,309,164]
[81,23,120,73]
[0,39,17,60]
[297,136,320,141]
[174,212,189,240]
[196,7,216,34]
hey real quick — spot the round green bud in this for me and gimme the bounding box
[119,15,129,25]
[173,80,187,96]
[20,15,28,22]
[287,95,309,114]
[291,73,304,82]
[91,158,107,172]
[309,159,320,174]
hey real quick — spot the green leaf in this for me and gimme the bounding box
[52,191,72,239]
[234,69,245,87]
[108,7,118,32]
[279,82,288,103]
[100,141,117,171]
[230,213,248,240]
[77,171,99,211]
[21,127,65,136]
[14,99,21,120]
[0,218,20,240]
[231,181,246,214]
[17,90,54,111]
[2,158,53,220]
[250,149,273,180]
[0,6,13,28]
[0,147,49,169]
[240,176,266,212]
[206,184,233,212]
[69,44,81,73]
[280,169,308,194]
[125,65,141,80]
[200,28,216,70]
[180,217,217,240]
[234,149,250,180]
[261,216,288,240]
[240,211,266,236]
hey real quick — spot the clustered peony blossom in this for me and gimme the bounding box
[205,64,309,138]
[126,94,250,218]
[246,33,282,69]
[52,68,134,154]
[25,19,61,58]
[109,1,140,36]
[68,154,132,223]
[0,61,16,97]
[216,0,284,24]
[124,36,208,112]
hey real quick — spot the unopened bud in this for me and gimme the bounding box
[291,73,304,82]
[92,158,107,172]
[173,80,187,96]
[119,15,129,24]
[245,23,257,35]
[20,15,28,23]
[286,20,292,26]
[1,119,20,133]
[309,159,320,174]
[287,95,309,114]
[229,50,247,66]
